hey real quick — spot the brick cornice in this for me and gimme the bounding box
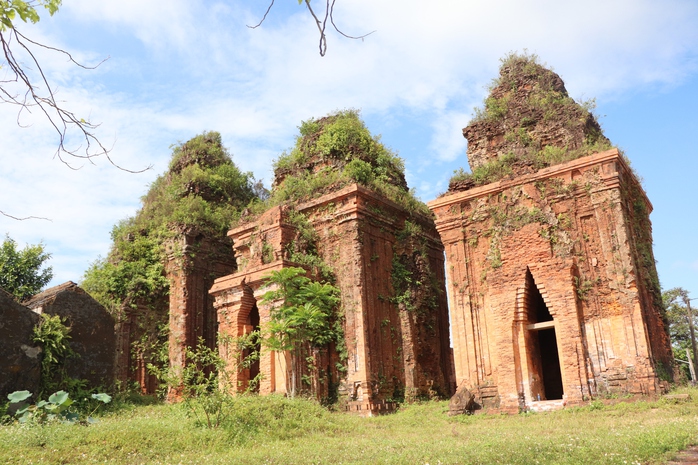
[428,149,649,212]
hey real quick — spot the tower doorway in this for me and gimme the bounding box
[525,270,564,401]
[243,303,261,393]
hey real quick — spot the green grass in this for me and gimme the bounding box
[1,388,697,464]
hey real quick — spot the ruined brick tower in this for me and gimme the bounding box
[100,132,253,395]
[428,55,673,413]
[210,111,455,414]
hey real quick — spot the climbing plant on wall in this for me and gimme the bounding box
[82,132,260,387]
[261,267,341,398]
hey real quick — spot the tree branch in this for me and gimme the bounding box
[0,28,150,173]
[0,209,51,221]
[246,0,275,29]
[328,0,375,41]
[247,0,374,57]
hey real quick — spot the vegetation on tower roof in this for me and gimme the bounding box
[241,109,431,222]
[82,131,259,315]
[448,52,613,192]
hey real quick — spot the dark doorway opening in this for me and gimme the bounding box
[537,328,564,400]
[525,269,564,401]
[244,303,261,393]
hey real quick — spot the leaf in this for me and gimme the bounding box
[48,390,69,405]
[92,393,112,403]
[7,390,32,403]
[15,403,30,415]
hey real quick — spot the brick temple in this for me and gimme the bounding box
[107,59,672,416]
[210,183,456,414]
[428,57,673,413]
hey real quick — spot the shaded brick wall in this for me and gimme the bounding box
[25,282,115,390]
[0,289,40,398]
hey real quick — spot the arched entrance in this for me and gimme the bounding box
[243,302,261,392]
[524,269,564,401]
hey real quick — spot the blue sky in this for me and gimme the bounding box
[1,0,696,297]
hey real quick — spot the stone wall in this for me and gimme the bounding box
[429,150,672,412]
[0,288,41,398]
[25,282,116,389]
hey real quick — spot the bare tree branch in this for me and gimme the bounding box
[0,209,51,221]
[248,0,374,57]
[247,0,275,29]
[328,0,375,41]
[0,28,150,173]
[304,0,327,56]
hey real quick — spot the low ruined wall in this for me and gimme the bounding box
[0,289,41,398]
[25,282,116,389]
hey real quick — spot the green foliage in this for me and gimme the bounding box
[7,389,111,425]
[574,276,595,301]
[284,209,335,282]
[263,110,430,217]
[32,313,75,396]
[0,234,53,301]
[3,388,698,463]
[262,267,341,348]
[0,0,61,31]
[222,395,342,444]
[261,267,342,397]
[82,132,258,389]
[449,138,612,189]
[625,180,664,321]
[179,339,230,428]
[663,287,697,379]
[391,220,442,346]
[83,131,257,313]
[455,52,612,190]
[82,226,167,317]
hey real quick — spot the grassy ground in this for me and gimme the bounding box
[1,387,697,465]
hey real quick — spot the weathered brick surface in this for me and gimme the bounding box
[25,282,115,389]
[113,232,235,396]
[165,233,235,399]
[0,288,41,398]
[211,184,455,413]
[453,58,608,186]
[429,150,672,412]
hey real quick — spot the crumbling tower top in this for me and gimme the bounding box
[450,53,611,192]
[272,110,407,194]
